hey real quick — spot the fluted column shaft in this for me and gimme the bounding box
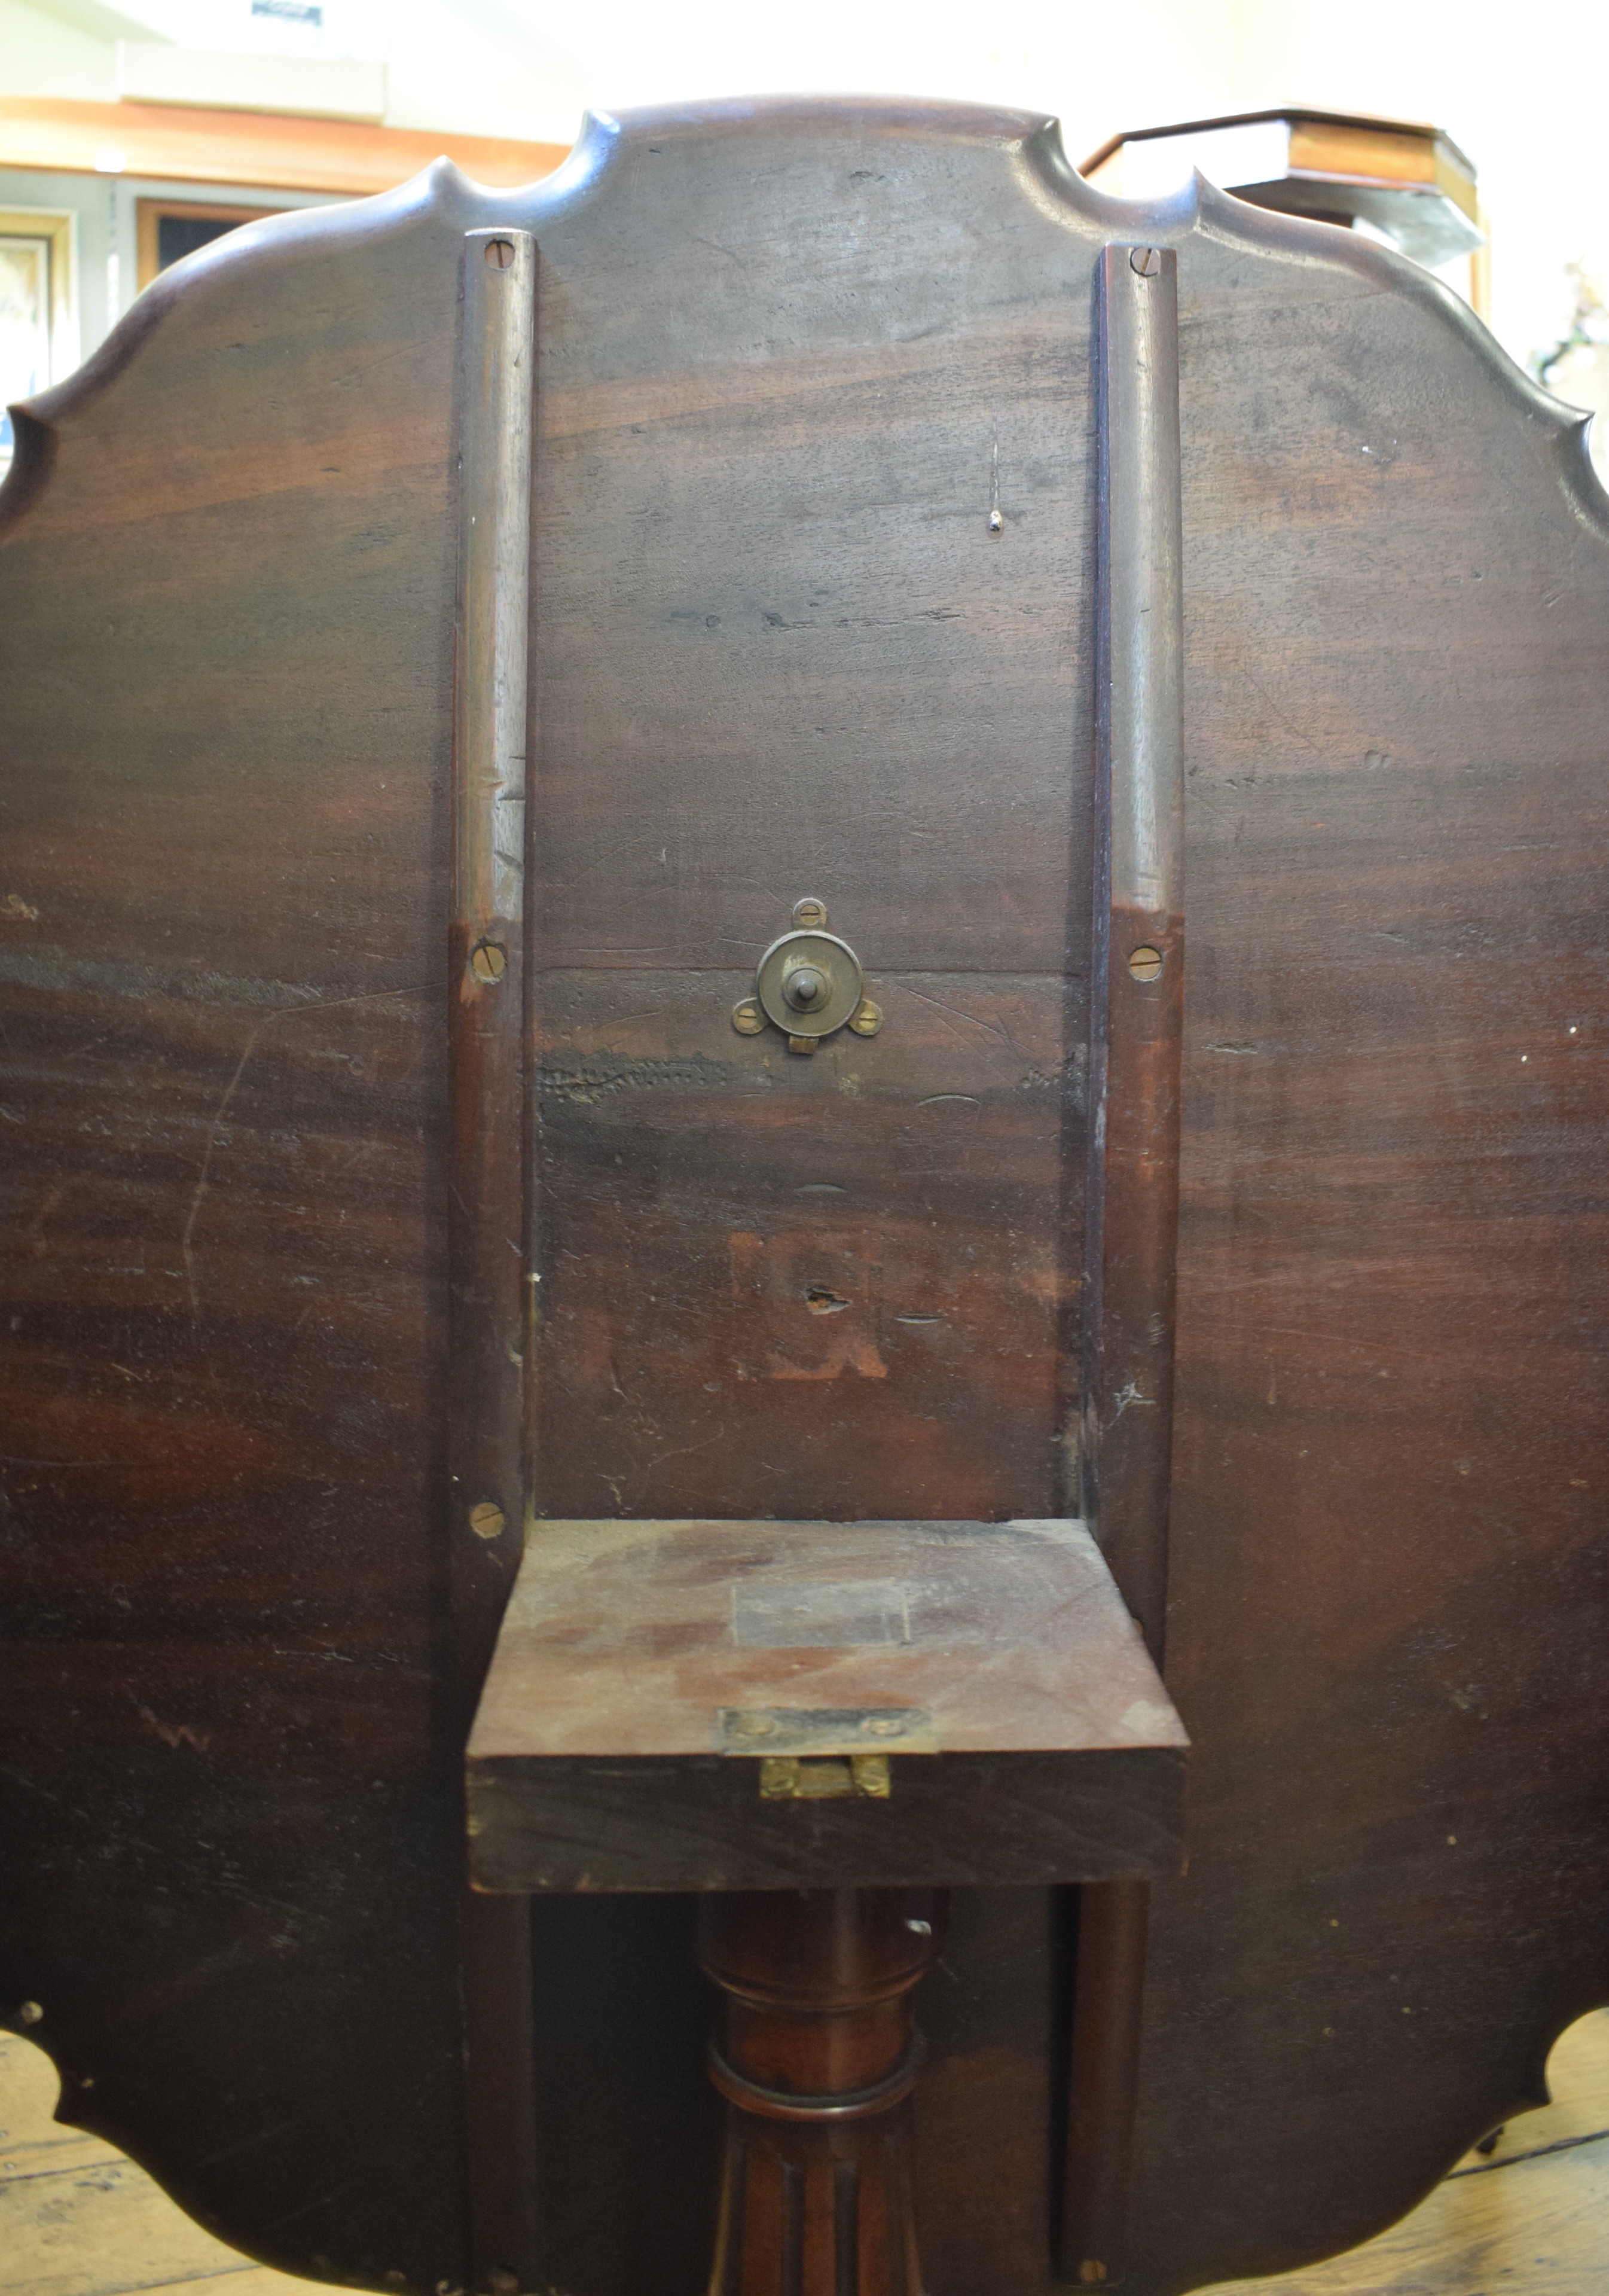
[700,1888,946,2296]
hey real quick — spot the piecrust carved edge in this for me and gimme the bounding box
[2,97,1603,546]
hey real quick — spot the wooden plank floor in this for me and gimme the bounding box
[0,2035,323,2296]
[4,2013,1608,2295]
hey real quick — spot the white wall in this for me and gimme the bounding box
[1,0,592,144]
[0,0,118,100]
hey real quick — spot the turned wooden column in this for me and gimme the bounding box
[699,1887,946,2296]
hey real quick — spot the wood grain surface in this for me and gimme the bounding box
[2,94,1605,2296]
[466,1516,1185,1889]
[468,1517,1183,1758]
[698,1888,942,2296]
[449,225,542,2292]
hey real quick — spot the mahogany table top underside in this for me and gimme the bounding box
[1,92,1605,2296]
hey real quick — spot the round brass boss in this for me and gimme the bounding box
[754,929,864,1039]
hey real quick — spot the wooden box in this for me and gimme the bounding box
[467,1517,1187,1891]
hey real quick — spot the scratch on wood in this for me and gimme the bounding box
[897,981,1021,1057]
[183,1032,260,1316]
[536,1051,739,1102]
[179,985,427,1322]
[0,945,324,1008]
[130,1695,212,1753]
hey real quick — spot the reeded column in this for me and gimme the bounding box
[699,1888,946,2296]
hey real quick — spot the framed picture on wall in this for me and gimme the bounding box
[135,199,280,293]
[0,207,75,471]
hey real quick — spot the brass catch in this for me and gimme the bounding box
[733,898,883,1053]
[758,1754,892,1800]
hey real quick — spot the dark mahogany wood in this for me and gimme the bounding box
[2,90,1607,2296]
[1,168,478,2294]
[450,224,541,2290]
[1080,239,1185,1659]
[465,1516,1186,1891]
[1064,240,1185,2285]
[700,1889,942,2296]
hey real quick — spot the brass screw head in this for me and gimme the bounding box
[731,996,766,1035]
[470,941,507,983]
[468,1501,505,1541]
[1130,245,1162,278]
[484,239,516,270]
[1127,946,1164,983]
[791,897,829,929]
[848,998,884,1036]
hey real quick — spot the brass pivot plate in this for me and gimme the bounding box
[734,898,884,1051]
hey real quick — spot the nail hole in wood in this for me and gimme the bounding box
[806,1286,850,1315]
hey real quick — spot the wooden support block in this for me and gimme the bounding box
[466,1517,1187,1892]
